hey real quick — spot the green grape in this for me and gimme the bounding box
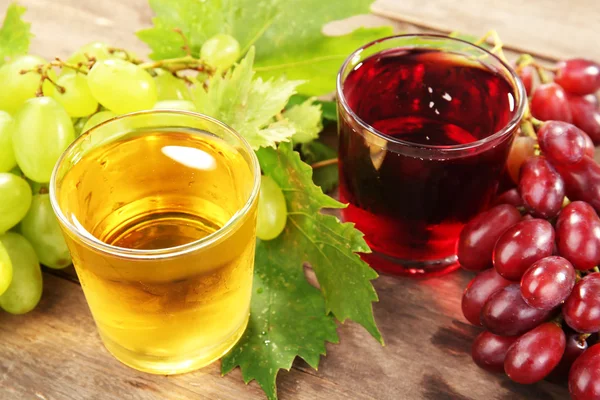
[29,180,48,195]
[256,175,288,241]
[0,173,32,233]
[81,110,116,134]
[20,194,71,269]
[0,55,56,114]
[0,242,13,296]
[0,232,42,314]
[12,97,75,183]
[87,59,157,114]
[51,73,98,117]
[0,111,16,172]
[153,100,197,112]
[200,34,241,70]
[154,71,191,101]
[66,42,112,67]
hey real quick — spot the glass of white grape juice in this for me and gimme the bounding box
[49,110,260,375]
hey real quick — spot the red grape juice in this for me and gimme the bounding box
[338,48,518,276]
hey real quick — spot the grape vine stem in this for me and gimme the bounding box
[138,55,214,75]
[311,158,338,169]
[474,30,508,64]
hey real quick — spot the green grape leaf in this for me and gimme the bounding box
[286,98,323,144]
[138,0,392,95]
[255,143,381,341]
[223,143,381,399]
[221,240,339,400]
[252,0,373,60]
[137,0,278,60]
[0,3,32,65]
[137,0,229,59]
[254,26,393,96]
[192,48,303,149]
[301,141,339,192]
[287,95,337,122]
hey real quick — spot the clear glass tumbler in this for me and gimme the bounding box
[50,110,260,374]
[337,34,526,277]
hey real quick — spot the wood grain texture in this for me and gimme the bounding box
[372,0,600,61]
[1,271,570,400]
[0,0,579,399]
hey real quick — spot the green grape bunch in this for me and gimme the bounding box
[0,31,295,315]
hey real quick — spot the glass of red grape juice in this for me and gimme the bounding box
[337,34,527,277]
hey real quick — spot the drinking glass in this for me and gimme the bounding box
[336,34,526,277]
[50,110,260,374]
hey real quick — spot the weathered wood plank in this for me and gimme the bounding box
[298,271,569,400]
[372,0,600,61]
[0,271,570,400]
[0,274,370,400]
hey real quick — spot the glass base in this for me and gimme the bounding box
[362,251,460,278]
[99,314,249,375]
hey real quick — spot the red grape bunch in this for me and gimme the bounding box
[459,57,600,400]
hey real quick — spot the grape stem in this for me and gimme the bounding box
[138,55,214,75]
[551,313,564,327]
[593,266,600,273]
[474,30,508,64]
[51,58,91,74]
[173,28,192,57]
[311,158,338,169]
[534,64,553,84]
[20,64,66,96]
[520,120,537,139]
[528,116,544,129]
[577,333,592,347]
[107,48,142,64]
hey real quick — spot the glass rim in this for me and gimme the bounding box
[336,33,527,153]
[49,109,261,260]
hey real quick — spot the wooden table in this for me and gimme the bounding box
[0,0,591,398]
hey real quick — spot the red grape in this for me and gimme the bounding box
[517,65,534,96]
[493,219,555,281]
[458,204,521,271]
[537,120,590,165]
[481,284,554,336]
[582,93,600,108]
[504,322,566,384]
[461,268,512,326]
[471,331,517,373]
[530,83,573,122]
[547,332,589,382]
[506,136,536,183]
[556,201,600,271]
[518,157,565,218]
[553,157,600,214]
[555,58,600,95]
[583,130,596,156]
[520,256,576,310]
[569,343,600,400]
[563,273,600,333]
[569,94,600,143]
[493,188,523,207]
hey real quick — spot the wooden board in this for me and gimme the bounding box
[0,0,581,399]
[372,0,600,61]
[0,271,569,400]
